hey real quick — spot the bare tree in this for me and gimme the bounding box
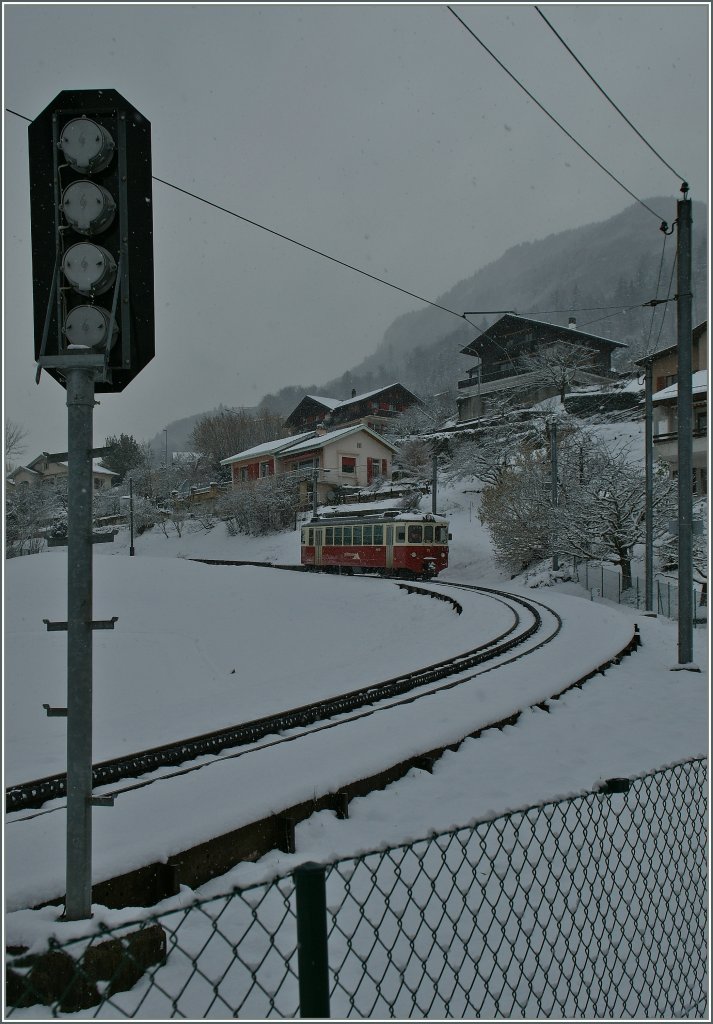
[520,341,600,402]
[5,421,28,469]
[190,408,286,479]
[555,442,677,591]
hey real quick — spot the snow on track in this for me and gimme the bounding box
[5,582,633,912]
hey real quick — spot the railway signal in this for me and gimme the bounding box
[27,89,154,921]
[28,89,154,391]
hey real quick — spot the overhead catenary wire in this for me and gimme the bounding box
[534,6,687,185]
[4,105,676,343]
[446,6,669,224]
[5,106,473,328]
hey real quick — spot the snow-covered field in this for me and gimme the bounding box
[4,473,708,938]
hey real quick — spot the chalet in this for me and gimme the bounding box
[7,453,118,491]
[221,424,398,505]
[284,383,422,436]
[457,314,626,421]
[641,321,708,495]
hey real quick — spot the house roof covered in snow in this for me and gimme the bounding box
[652,369,708,403]
[280,423,399,457]
[220,431,316,466]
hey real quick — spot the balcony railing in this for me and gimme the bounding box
[653,427,707,444]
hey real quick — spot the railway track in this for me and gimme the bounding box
[6,573,641,911]
[7,580,554,815]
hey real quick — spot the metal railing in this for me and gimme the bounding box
[6,758,707,1019]
[572,557,708,625]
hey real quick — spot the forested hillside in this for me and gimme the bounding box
[258,197,707,415]
[156,197,706,444]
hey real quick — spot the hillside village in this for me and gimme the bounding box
[7,312,708,597]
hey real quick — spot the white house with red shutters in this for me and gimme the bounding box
[220,424,398,502]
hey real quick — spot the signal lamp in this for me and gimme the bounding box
[61,180,116,235]
[62,242,117,296]
[64,305,118,350]
[59,117,115,173]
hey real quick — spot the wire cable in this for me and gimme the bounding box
[534,7,686,184]
[446,6,669,223]
[5,106,471,326]
[154,174,468,321]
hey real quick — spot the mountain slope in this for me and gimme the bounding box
[258,197,707,413]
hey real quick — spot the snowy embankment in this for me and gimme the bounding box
[4,476,708,926]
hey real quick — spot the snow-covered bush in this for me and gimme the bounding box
[216,476,301,536]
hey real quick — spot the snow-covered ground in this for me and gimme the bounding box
[4,470,708,941]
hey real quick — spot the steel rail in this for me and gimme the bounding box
[7,582,542,813]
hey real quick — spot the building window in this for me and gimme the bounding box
[341,456,356,474]
[259,461,271,477]
[695,409,707,433]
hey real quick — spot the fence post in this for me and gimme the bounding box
[295,862,330,1018]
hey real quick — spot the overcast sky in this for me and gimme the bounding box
[3,2,710,459]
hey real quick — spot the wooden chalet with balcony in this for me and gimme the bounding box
[457,314,626,421]
[284,383,422,436]
[642,321,708,495]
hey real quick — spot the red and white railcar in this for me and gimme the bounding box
[301,510,450,578]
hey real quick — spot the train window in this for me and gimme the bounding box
[308,528,314,546]
[333,527,343,545]
[396,526,405,543]
[436,526,448,543]
[343,526,352,545]
[373,525,383,545]
[301,529,307,544]
[325,527,333,545]
[408,525,422,543]
[353,525,362,544]
[363,525,372,545]
[424,525,434,542]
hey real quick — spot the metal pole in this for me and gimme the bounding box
[64,367,96,920]
[129,476,135,556]
[295,862,330,1018]
[312,468,318,517]
[550,420,559,571]
[644,360,654,611]
[675,193,694,665]
[431,453,438,514]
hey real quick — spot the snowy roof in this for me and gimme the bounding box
[281,424,399,456]
[462,313,627,356]
[58,458,118,476]
[652,370,708,403]
[305,395,342,410]
[287,384,420,422]
[220,431,316,466]
[335,383,418,408]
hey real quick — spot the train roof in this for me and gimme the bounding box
[308,510,448,524]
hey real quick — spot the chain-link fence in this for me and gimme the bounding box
[6,758,707,1019]
[572,558,707,626]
